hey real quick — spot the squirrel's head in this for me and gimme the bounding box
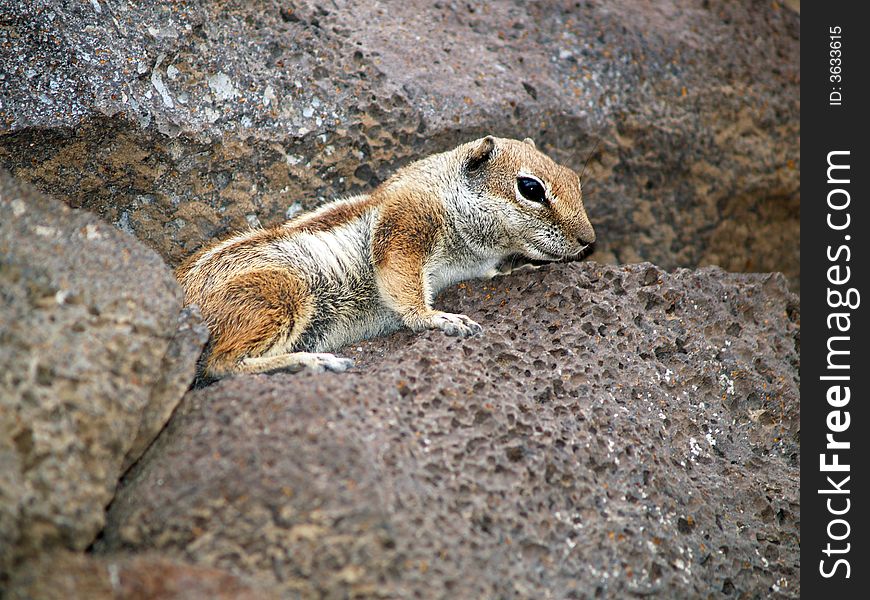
[461,135,596,261]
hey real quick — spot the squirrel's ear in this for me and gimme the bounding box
[465,136,495,172]
[522,137,536,149]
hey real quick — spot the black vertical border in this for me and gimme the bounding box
[802,3,869,597]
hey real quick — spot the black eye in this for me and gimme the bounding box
[517,176,547,204]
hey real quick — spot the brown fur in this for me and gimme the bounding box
[174,245,208,284]
[287,196,377,233]
[481,143,595,246]
[175,136,595,378]
[195,267,312,376]
[371,184,446,322]
[202,229,287,271]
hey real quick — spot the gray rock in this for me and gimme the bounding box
[5,550,280,600]
[122,305,210,474]
[0,416,25,592]
[99,261,800,598]
[0,0,800,291]
[0,171,204,584]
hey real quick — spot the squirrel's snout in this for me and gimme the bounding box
[577,238,595,255]
[577,227,596,247]
[575,230,596,257]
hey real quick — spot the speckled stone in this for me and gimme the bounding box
[99,261,800,598]
[122,305,210,474]
[0,1,800,290]
[5,550,279,600]
[0,172,205,586]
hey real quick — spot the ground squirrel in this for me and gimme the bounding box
[176,136,595,377]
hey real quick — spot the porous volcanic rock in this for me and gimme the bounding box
[0,172,205,585]
[5,550,279,600]
[99,261,800,598]
[0,0,800,290]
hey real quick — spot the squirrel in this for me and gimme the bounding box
[176,136,595,377]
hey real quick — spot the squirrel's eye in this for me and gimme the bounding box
[517,176,547,204]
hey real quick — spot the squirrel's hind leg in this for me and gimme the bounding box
[202,267,354,377]
[237,352,354,374]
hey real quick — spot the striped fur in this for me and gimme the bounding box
[176,136,595,377]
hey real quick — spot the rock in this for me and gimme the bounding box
[6,550,279,600]
[0,171,205,585]
[99,261,800,598]
[0,1,800,291]
[122,305,210,473]
[0,419,24,593]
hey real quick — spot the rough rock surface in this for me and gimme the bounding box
[122,305,210,473]
[0,0,800,290]
[99,261,800,598]
[0,172,204,584]
[6,550,279,600]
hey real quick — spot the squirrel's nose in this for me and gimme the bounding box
[577,223,595,246]
[578,234,595,248]
[576,236,596,256]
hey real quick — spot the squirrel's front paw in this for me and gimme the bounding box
[424,311,483,338]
